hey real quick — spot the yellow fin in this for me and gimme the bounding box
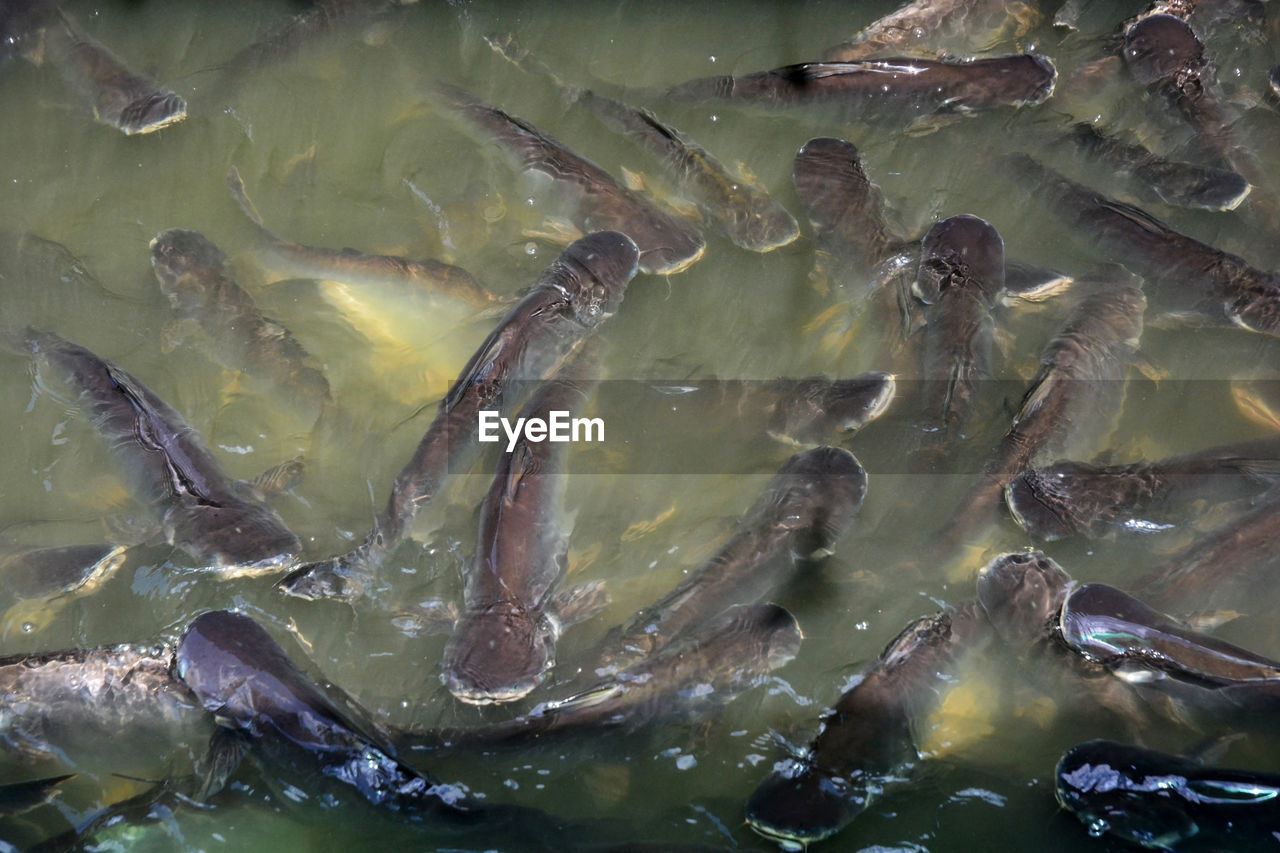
[621,506,677,542]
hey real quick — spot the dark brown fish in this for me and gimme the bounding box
[1008,154,1280,336]
[667,54,1057,121]
[432,82,704,275]
[1006,437,1280,541]
[745,600,990,848]
[442,358,603,705]
[914,214,1005,468]
[150,228,332,407]
[43,9,186,135]
[1066,122,1250,212]
[485,33,798,254]
[20,330,303,573]
[278,231,639,602]
[405,603,801,754]
[226,167,501,309]
[589,446,866,676]
[821,0,1038,62]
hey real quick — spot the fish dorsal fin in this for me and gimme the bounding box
[244,456,306,498]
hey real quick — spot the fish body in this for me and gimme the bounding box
[0,644,208,767]
[1066,122,1249,212]
[441,368,595,705]
[1057,740,1280,851]
[486,34,797,253]
[411,603,801,753]
[150,228,332,406]
[914,215,1005,467]
[433,82,703,275]
[278,231,639,601]
[1006,437,1280,540]
[667,54,1057,117]
[822,0,1034,61]
[22,330,302,572]
[226,168,500,309]
[590,446,866,675]
[745,601,989,847]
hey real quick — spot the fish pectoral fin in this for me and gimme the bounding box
[522,217,583,247]
[904,110,964,137]
[552,579,611,628]
[1131,351,1168,385]
[195,727,253,801]
[391,599,459,636]
[245,456,307,498]
[620,165,647,192]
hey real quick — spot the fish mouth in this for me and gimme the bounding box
[444,679,539,706]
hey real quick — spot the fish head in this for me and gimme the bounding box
[1003,462,1100,541]
[116,90,187,136]
[440,602,558,705]
[1123,14,1206,87]
[916,214,1005,304]
[745,757,871,849]
[149,229,228,282]
[723,193,801,253]
[765,446,867,552]
[176,610,282,722]
[1056,740,1201,849]
[977,550,1072,647]
[555,231,639,326]
[770,373,896,444]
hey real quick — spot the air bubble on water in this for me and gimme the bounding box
[524,242,538,255]
[855,621,869,630]
[676,754,696,770]
[22,622,34,634]
[1087,818,1109,837]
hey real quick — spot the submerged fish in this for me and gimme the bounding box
[1010,154,1280,335]
[19,330,302,573]
[914,214,1005,468]
[226,167,501,309]
[42,9,186,135]
[432,82,704,275]
[0,644,209,767]
[667,54,1057,123]
[0,773,75,819]
[1006,437,1280,541]
[821,0,1039,62]
[442,359,605,705]
[752,372,896,446]
[278,231,639,602]
[408,603,801,753]
[1065,122,1250,212]
[589,446,866,675]
[0,544,128,636]
[150,228,332,407]
[930,272,1146,554]
[1057,740,1280,851]
[745,601,990,848]
[485,33,798,253]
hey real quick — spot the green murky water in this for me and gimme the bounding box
[3,1,1280,850]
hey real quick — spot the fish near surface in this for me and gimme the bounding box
[431,81,704,275]
[150,228,332,408]
[278,231,638,602]
[441,357,603,705]
[0,543,127,637]
[821,0,1040,62]
[1006,436,1280,541]
[18,329,302,573]
[666,54,1057,128]
[913,214,1005,471]
[745,600,990,848]
[588,446,866,676]
[406,603,801,754]
[485,33,797,254]
[1057,739,1280,851]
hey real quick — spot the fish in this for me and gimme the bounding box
[150,228,333,407]
[431,81,704,275]
[913,214,1005,469]
[752,372,897,446]
[1005,436,1280,541]
[1009,155,1280,335]
[791,137,907,282]
[821,0,1040,62]
[18,330,303,573]
[1065,122,1250,212]
[404,603,801,753]
[744,600,990,848]
[666,54,1057,124]
[278,231,639,602]
[1122,13,1280,230]
[0,0,56,69]
[485,33,798,254]
[929,271,1146,555]
[1057,740,1280,851]
[0,544,128,637]
[0,773,75,819]
[588,446,866,676]
[442,356,606,705]
[226,167,502,310]
[41,9,186,135]
[0,644,210,768]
